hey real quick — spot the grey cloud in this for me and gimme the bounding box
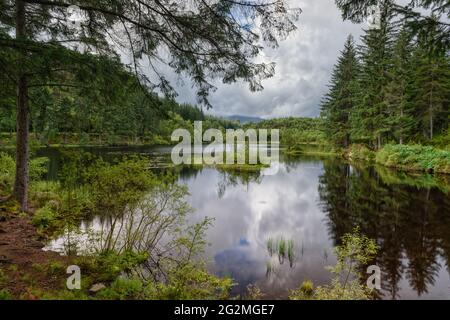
[155,0,365,118]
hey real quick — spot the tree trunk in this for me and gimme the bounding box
[13,0,29,212]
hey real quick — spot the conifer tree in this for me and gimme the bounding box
[0,0,300,210]
[321,35,360,147]
[383,26,415,144]
[408,22,450,140]
[353,5,394,148]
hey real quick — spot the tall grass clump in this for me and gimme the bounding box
[287,240,295,267]
[277,237,286,264]
[267,238,275,257]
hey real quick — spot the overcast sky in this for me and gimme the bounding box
[164,0,366,119]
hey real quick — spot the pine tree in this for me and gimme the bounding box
[352,6,395,149]
[0,0,300,210]
[383,26,415,144]
[408,22,450,140]
[321,35,360,147]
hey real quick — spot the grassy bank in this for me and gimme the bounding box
[347,144,450,174]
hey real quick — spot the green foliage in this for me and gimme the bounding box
[332,228,378,273]
[0,268,12,300]
[247,117,326,148]
[277,237,286,263]
[152,264,233,300]
[41,262,232,300]
[289,280,314,300]
[84,157,155,216]
[376,144,450,173]
[29,157,50,181]
[0,268,8,284]
[267,238,275,257]
[430,129,450,150]
[30,182,92,237]
[0,289,12,300]
[290,229,378,300]
[375,165,450,193]
[29,181,61,208]
[347,144,375,162]
[32,203,59,233]
[0,152,49,194]
[1,0,299,148]
[323,4,449,149]
[95,277,145,300]
[321,35,360,147]
[75,251,149,283]
[0,152,15,193]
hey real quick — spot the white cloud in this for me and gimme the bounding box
[156,0,365,118]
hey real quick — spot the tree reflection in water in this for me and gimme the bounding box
[318,159,450,299]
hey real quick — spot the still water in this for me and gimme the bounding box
[38,146,450,300]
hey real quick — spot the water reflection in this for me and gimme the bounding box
[319,159,450,299]
[183,157,336,298]
[182,156,450,299]
[40,147,450,299]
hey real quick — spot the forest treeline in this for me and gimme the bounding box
[321,8,450,149]
[0,74,237,146]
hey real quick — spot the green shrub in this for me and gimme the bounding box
[84,157,155,216]
[29,157,49,181]
[0,152,15,193]
[153,264,233,300]
[376,144,450,173]
[0,153,49,194]
[29,181,62,208]
[75,251,149,283]
[347,144,375,162]
[290,228,378,300]
[0,289,12,300]
[79,133,90,145]
[95,277,144,300]
[32,203,59,232]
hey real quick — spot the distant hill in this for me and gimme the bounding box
[226,115,264,124]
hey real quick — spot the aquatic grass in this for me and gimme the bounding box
[287,240,295,267]
[266,261,275,278]
[267,238,275,257]
[277,237,287,264]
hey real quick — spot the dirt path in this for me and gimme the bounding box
[0,201,70,299]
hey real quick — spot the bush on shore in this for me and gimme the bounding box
[375,144,450,174]
[345,144,450,174]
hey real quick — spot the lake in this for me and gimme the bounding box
[38,146,450,300]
